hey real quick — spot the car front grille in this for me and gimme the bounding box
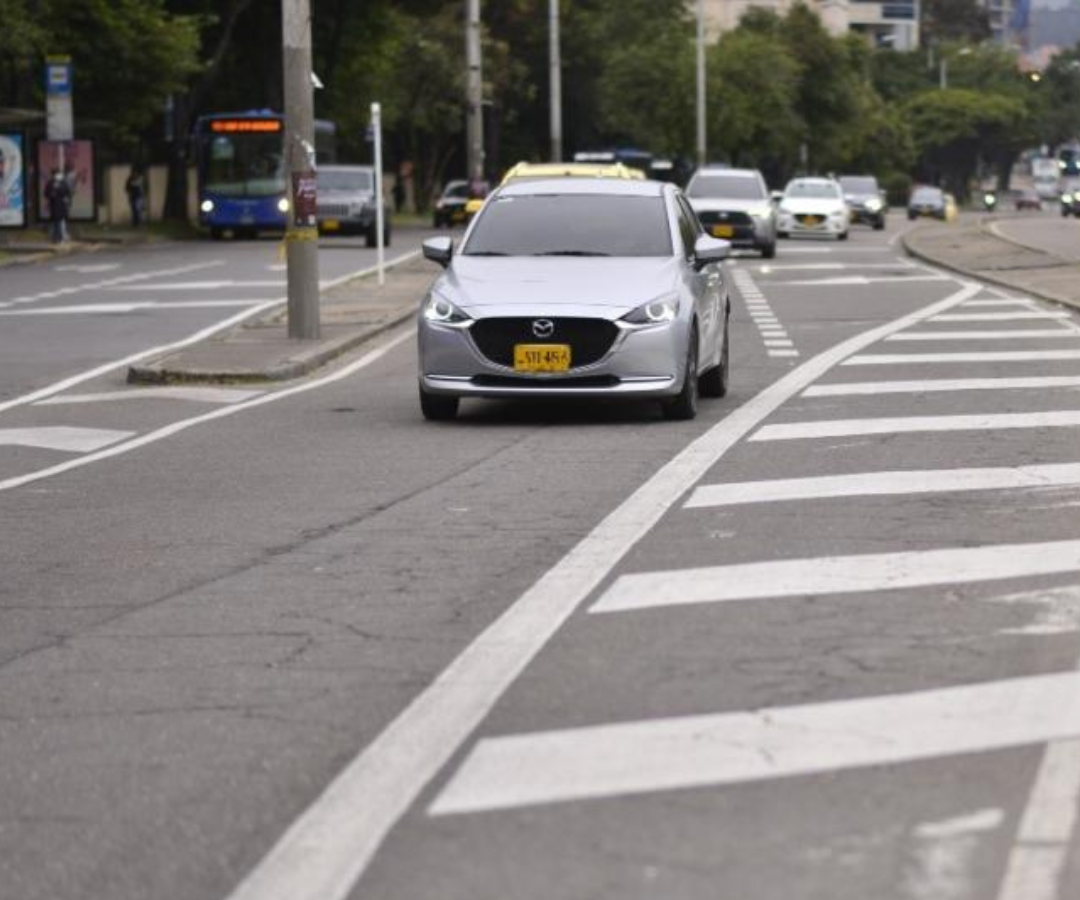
[795,213,827,225]
[471,374,620,388]
[317,203,351,217]
[469,317,619,368]
[696,210,752,227]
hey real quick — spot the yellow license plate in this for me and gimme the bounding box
[322,219,340,231]
[513,344,571,373]
[711,224,734,238]
[803,216,821,226]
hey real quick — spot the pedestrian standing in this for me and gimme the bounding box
[43,168,72,244]
[125,165,146,226]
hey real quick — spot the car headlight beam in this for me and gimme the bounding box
[422,292,471,327]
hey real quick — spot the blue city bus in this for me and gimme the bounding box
[193,110,336,238]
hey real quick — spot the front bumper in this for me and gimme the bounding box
[696,211,771,248]
[419,314,690,399]
[849,205,884,224]
[316,207,375,232]
[779,212,847,235]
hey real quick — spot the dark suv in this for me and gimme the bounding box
[839,175,886,230]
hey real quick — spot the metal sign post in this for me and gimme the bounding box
[372,102,385,287]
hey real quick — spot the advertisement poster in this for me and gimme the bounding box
[37,139,95,221]
[0,133,26,228]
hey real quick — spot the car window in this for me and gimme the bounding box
[785,181,841,200]
[675,198,699,258]
[911,188,943,203]
[463,194,673,257]
[444,184,469,200]
[839,177,878,194]
[687,174,766,200]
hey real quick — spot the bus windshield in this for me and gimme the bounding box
[203,132,285,198]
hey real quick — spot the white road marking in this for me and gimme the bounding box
[963,299,1040,307]
[752,411,1080,442]
[779,275,951,287]
[0,300,271,316]
[844,350,1080,365]
[804,376,1080,397]
[54,263,122,273]
[591,539,1080,614]
[758,262,916,272]
[35,387,263,406]
[684,463,1080,509]
[428,672,1080,815]
[768,349,800,357]
[2,260,225,308]
[886,329,1078,342]
[218,281,982,900]
[905,809,1004,900]
[0,249,421,418]
[931,311,1073,322]
[0,426,134,453]
[764,339,794,347]
[989,586,1080,636]
[112,280,285,291]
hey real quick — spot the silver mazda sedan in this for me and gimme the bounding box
[417,178,732,421]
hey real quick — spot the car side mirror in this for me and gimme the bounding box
[694,234,730,269]
[423,236,453,268]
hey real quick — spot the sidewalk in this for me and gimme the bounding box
[903,217,1080,311]
[128,252,431,384]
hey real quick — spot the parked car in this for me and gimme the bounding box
[1061,180,1080,217]
[907,186,948,221]
[416,178,732,421]
[433,180,470,228]
[838,175,887,230]
[777,177,850,240]
[315,165,390,247]
[685,167,778,258]
[1013,188,1042,211]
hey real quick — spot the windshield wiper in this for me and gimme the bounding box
[533,250,611,257]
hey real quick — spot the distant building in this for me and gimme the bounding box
[696,0,919,48]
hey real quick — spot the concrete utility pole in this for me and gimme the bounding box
[465,0,484,183]
[282,0,320,339]
[696,0,706,167]
[549,0,562,162]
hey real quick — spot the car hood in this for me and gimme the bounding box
[439,256,681,319]
[689,197,768,214]
[780,197,846,214]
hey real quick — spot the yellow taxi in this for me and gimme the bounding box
[463,161,645,218]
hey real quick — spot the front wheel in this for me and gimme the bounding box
[419,386,459,421]
[837,230,849,241]
[873,219,885,231]
[760,241,776,259]
[662,331,699,421]
[699,321,729,399]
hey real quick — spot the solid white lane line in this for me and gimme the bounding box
[0,426,134,453]
[963,299,1040,307]
[35,387,263,406]
[803,376,1080,397]
[219,280,982,900]
[0,300,271,316]
[3,260,226,307]
[931,312,1073,322]
[886,330,1078,342]
[590,539,1080,614]
[0,249,421,418]
[780,275,951,287]
[112,280,284,291]
[428,672,1080,816]
[684,463,1080,509]
[757,262,916,271]
[751,411,1080,442]
[844,350,1080,366]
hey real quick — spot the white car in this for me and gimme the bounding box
[777,177,849,241]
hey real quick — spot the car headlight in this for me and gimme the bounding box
[622,295,679,326]
[1063,193,1074,203]
[422,292,471,327]
[865,198,883,212]
[829,209,847,218]
[277,197,290,213]
[199,199,214,214]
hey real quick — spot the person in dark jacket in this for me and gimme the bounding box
[125,165,146,226]
[43,168,72,243]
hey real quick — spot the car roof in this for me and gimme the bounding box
[692,168,760,178]
[501,162,644,183]
[787,177,837,185]
[498,178,666,198]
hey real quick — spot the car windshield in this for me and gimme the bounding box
[443,183,469,200]
[911,188,943,204]
[687,175,765,200]
[202,132,285,198]
[839,177,878,194]
[463,194,672,257]
[319,170,372,191]
[785,181,841,200]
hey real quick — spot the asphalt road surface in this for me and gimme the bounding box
[2,214,1080,900]
[990,209,1080,262]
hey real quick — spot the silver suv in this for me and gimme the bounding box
[316,165,391,247]
[686,167,777,258]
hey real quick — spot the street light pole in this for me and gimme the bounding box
[696,0,706,167]
[282,0,320,339]
[549,0,562,162]
[465,0,484,183]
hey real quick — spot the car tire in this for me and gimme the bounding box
[384,225,392,247]
[662,329,699,421]
[873,219,885,231]
[837,230,849,241]
[699,320,729,399]
[760,241,776,259]
[365,226,377,248]
[907,212,916,221]
[778,231,789,239]
[419,386,459,421]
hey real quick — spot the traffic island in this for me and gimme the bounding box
[127,252,430,384]
[903,220,1080,311]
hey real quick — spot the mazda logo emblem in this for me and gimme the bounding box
[532,319,555,339]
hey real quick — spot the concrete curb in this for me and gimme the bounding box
[127,250,424,385]
[901,224,1080,312]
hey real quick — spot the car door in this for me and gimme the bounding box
[675,195,723,369]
